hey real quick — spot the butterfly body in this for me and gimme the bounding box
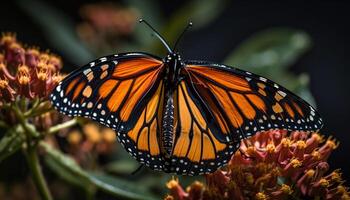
[50,21,323,175]
[161,53,184,156]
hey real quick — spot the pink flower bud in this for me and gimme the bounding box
[5,43,25,67]
[166,179,188,200]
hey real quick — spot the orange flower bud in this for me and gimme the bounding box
[16,65,34,99]
[83,123,101,143]
[255,192,267,200]
[25,48,40,68]
[305,133,323,153]
[68,131,82,145]
[0,78,16,102]
[0,33,16,51]
[0,62,15,80]
[101,128,116,143]
[293,140,306,161]
[48,55,62,71]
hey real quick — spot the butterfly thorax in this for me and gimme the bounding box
[163,53,184,89]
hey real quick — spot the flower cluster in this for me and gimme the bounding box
[166,130,349,200]
[0,33,65,130]
[0,33,121,199]
[0,33,63,102]
[0,33,75,200]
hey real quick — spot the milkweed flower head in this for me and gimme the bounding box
[0,33,65,133]
[166,130,349,200]
[0,33,63,102]
[0,33,118,199]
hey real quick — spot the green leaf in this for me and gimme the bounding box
[41,142,156,200]
[88,172,155,198]
[224,28,312,76]
[0,126,25,162]
[44,155,92,190]
[105,160,139,174]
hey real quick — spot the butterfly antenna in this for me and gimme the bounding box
[173,21,193,51]
[139,19,172,53]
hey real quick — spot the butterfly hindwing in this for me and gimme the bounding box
[182,61,323,143]
[120,82,165,171]
[167,80,240,175]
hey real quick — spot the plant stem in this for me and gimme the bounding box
[25,146,53,200]
[12,105,39,138]
[25,105,54,118]
[47,118,78,135]
[24,98,40,117]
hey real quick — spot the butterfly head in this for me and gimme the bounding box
[164,52,182,64]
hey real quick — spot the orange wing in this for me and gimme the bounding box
[50,53,164,133]
[119,82,165,170]
[166,80,240,175]
[182,63,323,143]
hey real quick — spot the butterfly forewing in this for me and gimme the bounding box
[182,62,323,143]
[50,52,164,133]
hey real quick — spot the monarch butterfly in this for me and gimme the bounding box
[50,19,323,175]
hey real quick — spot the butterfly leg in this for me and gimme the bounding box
[131,164,144,175]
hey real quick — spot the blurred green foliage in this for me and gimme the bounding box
[0,0,318,199]
[0,126,25,162]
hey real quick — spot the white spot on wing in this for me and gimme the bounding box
[56,85,61,92]
[259,77,267,82]
[83,68,91,75]
[310,110,315,116]
[278,90,287,97]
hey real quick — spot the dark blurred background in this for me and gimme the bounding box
[1,0,349,191]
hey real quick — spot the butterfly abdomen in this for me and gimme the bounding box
[161,92,175,156]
